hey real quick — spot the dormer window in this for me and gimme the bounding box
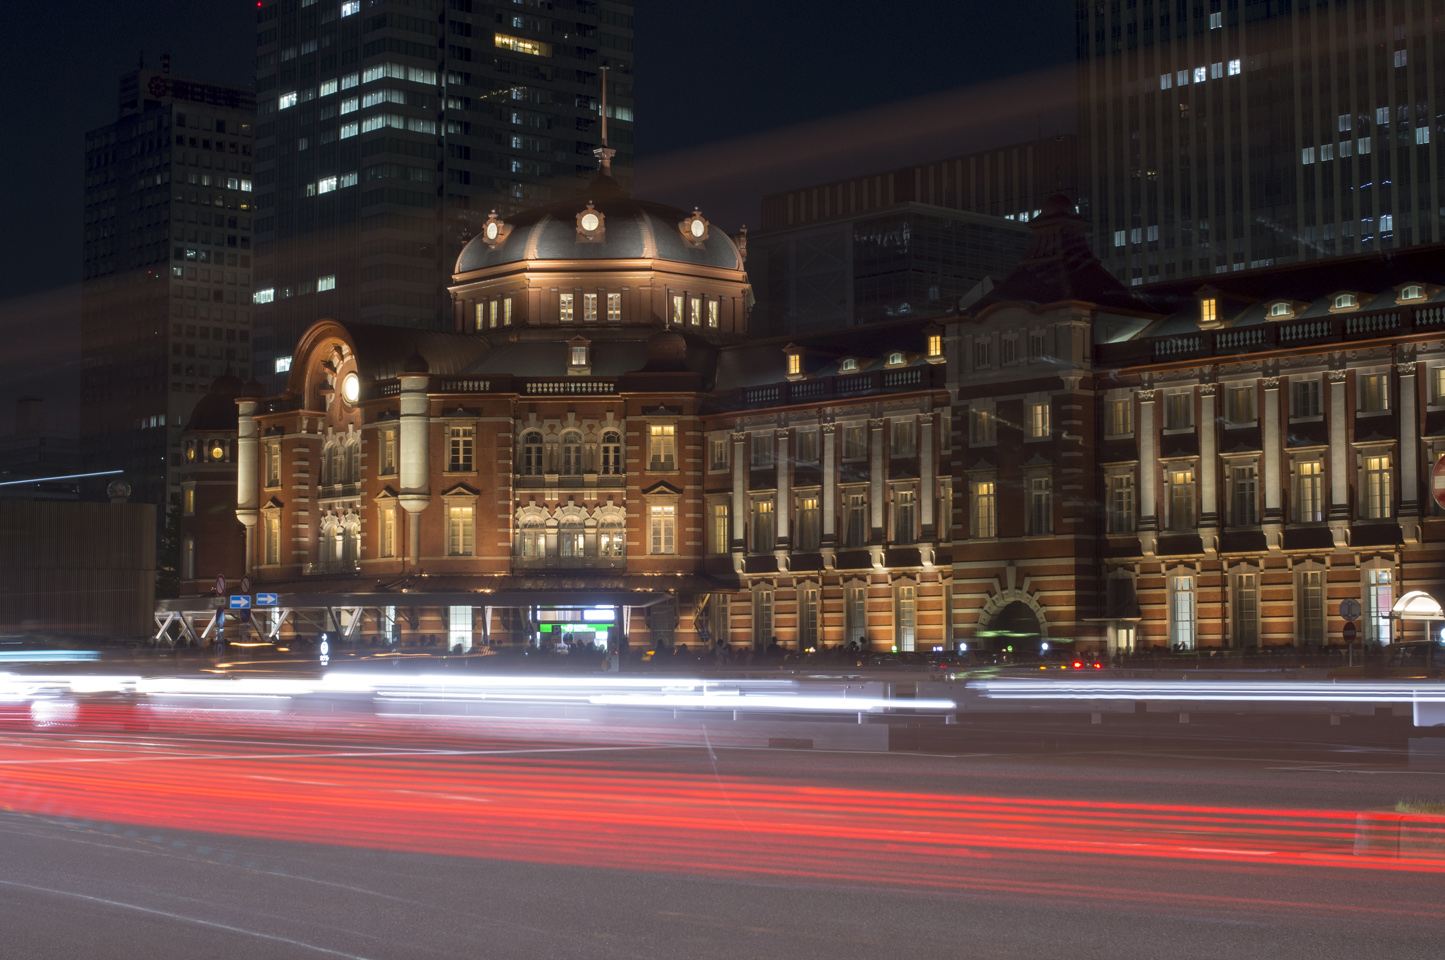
[1401,285,1425,302]
[567,336,591,374]
[1268,302,1293,318]
[887,351,905,366]
[1200,298,1218,324]
[926,333,943,360]
[570,344,588,366]
[787,354,801,375]
[1334,293,1357,310]
[839,358,858,373]
[783,345,804,381]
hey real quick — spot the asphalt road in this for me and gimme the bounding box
[0,724,1442,960]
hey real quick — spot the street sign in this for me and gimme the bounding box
[240,575,252,595]
[214,574,226,597]
[228,595,251,610]
[1343,622,1358,644]
[1339,598,1361,622]
[256,592,279,607]
[1432,455,1445,512]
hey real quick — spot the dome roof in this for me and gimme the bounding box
[185,375,245,432]
[455,183,743,275]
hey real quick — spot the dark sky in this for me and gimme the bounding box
[0,0,1075,432]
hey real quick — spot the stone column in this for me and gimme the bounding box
[236,398,260,573]
[821,423,837,551]
[869,418,885,568]
[1328,368,1350,548]
[1400,362,1419,523]
[1261,377,1283,550]
[730,431,746,572]
[920,413,935,538]
[398,369,431,566]
[1137,390,1157,556]
[774,428,790,571]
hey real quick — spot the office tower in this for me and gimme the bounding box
[1078,0,1445,286]
[81,65,257,509]
[750,136,1075,335]
[250,0,635,384]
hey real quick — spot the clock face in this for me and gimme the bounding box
[210,444,225,461]
[580,212,600,232]
[485,221,499,241]
[689,219,705,238]
[341,372,360,404]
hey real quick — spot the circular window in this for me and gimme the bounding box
[209,443,225,461]
[580,212,601,232]
[689,218,705,238]
[485,221,500,241]
[341,372,360,404]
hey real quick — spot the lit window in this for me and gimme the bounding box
[340,97,358,114]
[1200,298,1218,324]
[1381,213,1395,232]
[495,33,552,57]
[274,355,292,373]
[1210,62,1223,79]
[1114,230,1126,247]
[649,504,676,555]
[341,0,359,16]
[182,486,195,516]
[607,293,621,321]
[320,79,338,97]
[889,350,906,366]
[1228,59,1241,75]
[265,512,282,564]
[750,499,774,552]
[559,293,574,322]
[1026,401,1050,440]
[1193,66,1207,83]
[253,288,276,304]
[690,299,701,325]
[796,496,821,551]
[1269,302,1292,317]
[488,301,498,328]
[971,481,997,539]
[317,275,336,292]
[1301,147,1315,164]
[927,333,942,358]
[1366,569,1393,642]
[709,502,730,554]
[1167,468,1195,531]
[840,358,857,372]
[1170,577,1196,649]
[671,294,683,324]
[1209,11,1222,28]
[340,122,358,139]
[786,353,802,376]
[1295,461,1323,523]
[649,424,676,470]
[316,176,338,194]
[582,293,597,321]
[1159,73,1172,90]
[570,344,588,366]
[1363,456,1393,519]
[1402,285,1424,301]
[279,92,297,110]
[1358,373,1389,413]
[503,298,513,325]
[448,426,475,473]
[447,505,474,556]
[708,300,718,328]
[341,73,359,89]
[1335,293,1357,309]
[1395,49,1407,68]
[240,179,252,192]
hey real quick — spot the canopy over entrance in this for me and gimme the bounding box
[1393,590,1444,621]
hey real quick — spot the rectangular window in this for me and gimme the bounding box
[1298,570,1325,644]
[707,300,718,328]
[1030,331,1047,359]
[1291,378,1322,418]
[1295,461,1323,523]
[1366,569,1393,642]
[1026,477,1052,535]
[796,495,821,551]
[969,406,996,444]
[264,513,281,565]
[1363,456,1393,519]
[559,293,574,322]
[569,345,588,366]
[1167,467,1195,531]
[1165,392,1193,430]
[892,488,916,544]
[795,429,819,464]
[799,587,820,650]
[973,340,992,368]
[671,294,683,324]
[1230,464,1258,526]
[1232,573,1259,646]
[709,436,729,471]
[317,274,336,291]
[1000,338,1017,364]
[607,292,621,321]
[265,442,282,487]
[751,499,774,552]
[689,298,701,326]
[842,424,867,460]
[753,590,774,647]
[751,432,774,468]
[448,426,474,472]
[894,584,917,652]
[1106,398,1133,436]
[1358,373,1389,412]
[845,586,867,646]
[972,480,997,538]
[378,506,396,559]
[494,33,551,57]
[844,492,868,547]
[447,505,474,556]
[710,502,729,555]
[649,504,676,555]
[503,298,513,325]
[1170,576,1196,649]
[1107,474,1135,534]
[889,420,916,458]
[182,486,195,516]
[1026,401,1051,439]
[488,300,498,328]
[1226,385,1256,424]
[1433,367,1445,404]
[648,424,676,470]
[582,293,597,321]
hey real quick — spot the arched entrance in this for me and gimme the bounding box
[980,599,1046,654]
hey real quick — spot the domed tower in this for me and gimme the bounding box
[448,175,751,339]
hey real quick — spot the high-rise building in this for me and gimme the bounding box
[250,0,635,386]
[81,66,257,509]
[749,136,1074,335]
[1078,0,1445,286]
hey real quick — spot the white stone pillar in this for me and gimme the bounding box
[774,428,790,546]
[1328,369,1350,547]
[821,424,837,544]
[1400,362,1419,519]
[1198,385,1217,526]
[920,413,935,537]
[1138,390,1157,556]
[730,432,746,571]
[236,398,260,573]
[398,368,431,565]
[869,418,885,567]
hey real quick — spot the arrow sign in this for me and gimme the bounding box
[229,595,251,610]
[255,593,279,607]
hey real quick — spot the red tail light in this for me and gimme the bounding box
[1093,662,1103,669]
[1072,661,1083,669]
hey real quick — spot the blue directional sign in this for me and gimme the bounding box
[255,592,279,607]
[228,595,252,610]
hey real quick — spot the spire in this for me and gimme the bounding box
[593,65,616,176]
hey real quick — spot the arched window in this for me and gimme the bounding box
[343,439,360,484]
[322,441,343,485]
[559,516,584,557]
[341,515,361,567]
[560,431,583,475]
[519,516,545,557]
[319,516,341,562]
[521,432,544,475]
[598,516,625,557]
[600,431,622,475]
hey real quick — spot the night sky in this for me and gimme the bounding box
[0,0,1075,432]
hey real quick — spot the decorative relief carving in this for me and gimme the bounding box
[1137,390,1156,403]
[1328,369,1349,383]
[1263,377,1280,390]
[1398,362,1417,376]
[1198,383,1217,397]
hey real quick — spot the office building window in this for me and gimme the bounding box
[447,505,474,556]
[1026,477,1052,535]
[1294,461,1323,522]
[709,435,729,471]
[559,293,574,322]
[1358,373,1389,412]
[1107,474,1135,534]
[751,432,774,468]
[972,480,997,538]
[521,431,544,475]
[649,504,676,555]
[1106,398,1133,436]
[600,431,622,475]
[710,502,729,555]
[842,424,867,460]
[1365,568,1393,643]
[1291,378,1322,418]
[796,495,821,551]
[890,419,916,458]
[844,491,868,547]
[1026,401,1050,439]
[753,590,774,647]
[1298,569,1325,644]
[1230,464,1258,526]
[795,428,819,464]
[1167,467,1195,531]
[1169,576,1196,649]
[1231,572,1259,646]
[1164,392,1193,430]
[845,585,867,646]
[1226,385,1256,425]
[892,488,916,544]
[799,586,820,650]
[1362,456,1392,519]
[582,293,597,321]
[448,426,474,473]
[751,499,774,552]
[606,292,621,321]
[894,583,917,652]
[649,424,676,470]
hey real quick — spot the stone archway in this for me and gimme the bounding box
[977,589,1048,652]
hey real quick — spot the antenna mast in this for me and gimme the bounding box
[593,65,616,176]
